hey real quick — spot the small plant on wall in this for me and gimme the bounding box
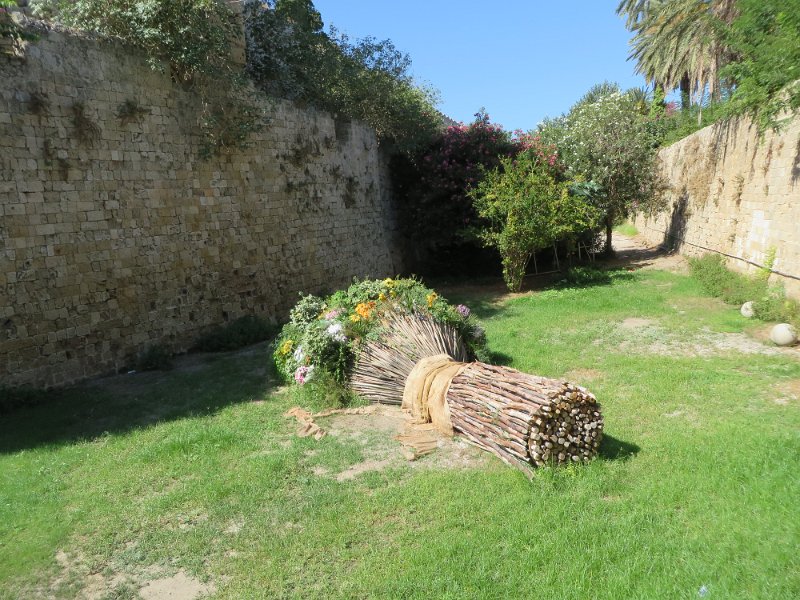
[71,102,100,145]
[27,90,50,116]
[116,99,149,125]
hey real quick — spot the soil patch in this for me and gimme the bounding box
[298,405,489,480]
[773,379,800,405]
[139,571,215,600]
[621,317,655,329]
[336,459,395,481]
[610,233,689,274]
[41,549,215,600]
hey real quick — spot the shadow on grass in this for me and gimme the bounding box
[0,344,275,455]
[598,434,640,461]
[482,350,514,367]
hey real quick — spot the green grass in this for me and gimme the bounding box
[613,221,639,237]
[2,268,799,598]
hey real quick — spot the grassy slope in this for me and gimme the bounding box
[1,269,799,599]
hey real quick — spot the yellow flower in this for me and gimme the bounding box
[389,290,397,298]
[426,292,438,307]
[378,293,387,302]
[383,278,395,288]
[350,314,360,323]
[280,339,294,356]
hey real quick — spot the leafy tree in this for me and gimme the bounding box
[721,0,800,131]
[618,0,737,107]
[470,150,600,292]
[550,84,666,254]
[243,0,441,154]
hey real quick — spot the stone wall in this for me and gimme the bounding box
[634,113,800,298]
[0,27,403,388]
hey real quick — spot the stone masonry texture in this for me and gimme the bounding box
[634,113,800,299]
[0,28,403,388]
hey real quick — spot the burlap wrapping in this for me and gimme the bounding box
[401,354,466,436]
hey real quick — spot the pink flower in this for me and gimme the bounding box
[294,365,314,385]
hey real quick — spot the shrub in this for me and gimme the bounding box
[560,266,613,288]
[397,111,539,275]
[1,1,38,45]
[193,315,276,352]
[273,278,487,393]
[470,149,601,292]
[689,253,799,326]
[544,84,666,254]
[688,254,765,306]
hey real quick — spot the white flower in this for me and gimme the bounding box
[326,322,347,343]
[293,346,305,362]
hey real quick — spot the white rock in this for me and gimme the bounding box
[740,301,755,318]
[770,323,797,346]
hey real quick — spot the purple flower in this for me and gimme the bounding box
[457,304,471,318]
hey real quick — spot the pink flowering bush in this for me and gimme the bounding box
[398,111,561,275]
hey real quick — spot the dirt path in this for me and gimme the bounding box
[610,232,689,273]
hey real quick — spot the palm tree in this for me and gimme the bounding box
[617,0,737,108]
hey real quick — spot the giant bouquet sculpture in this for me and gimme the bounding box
[275,278,603,472]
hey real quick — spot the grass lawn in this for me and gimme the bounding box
[614,221,639,237]
[1,266,799,599]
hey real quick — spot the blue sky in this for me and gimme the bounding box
[313,1,647,132]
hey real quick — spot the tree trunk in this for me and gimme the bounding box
[604,215,614,256]
[679,73,691,110]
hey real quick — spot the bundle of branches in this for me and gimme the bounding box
[350,311,469,405]
[351,313,603,471]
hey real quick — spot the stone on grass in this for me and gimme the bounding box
[769,323,797,346]
[740,301,755,318]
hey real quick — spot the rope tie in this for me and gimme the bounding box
[401,354,467,436]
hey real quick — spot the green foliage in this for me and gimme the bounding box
[721,0,800,131]
[656,100,730,146]
[243,0,441,154]
[395,111,524,275]
[471,150,600,291]
[617,0,737,107]
[136,344,173,371]
[48,0,237,81]
[0,1,37,44]
[273,278,486,387]
[547,84,666,252]
[193,315,276,353]
[689,253,799,326]
[560,266,614,288]
[613,221,639,237]
[286,368,363,410]
[40,0,265,158]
